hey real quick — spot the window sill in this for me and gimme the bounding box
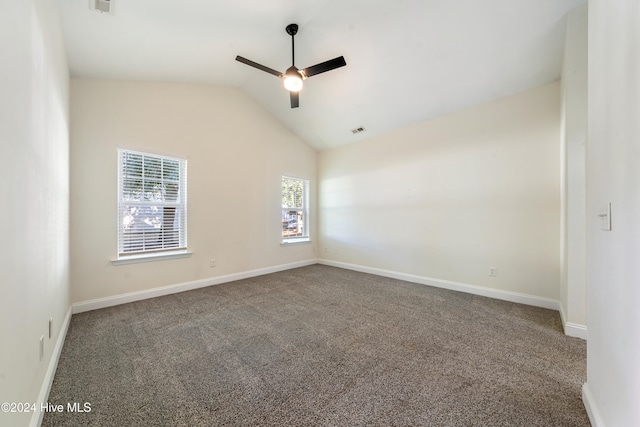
[111,251,192,265]
[281,238,312,246]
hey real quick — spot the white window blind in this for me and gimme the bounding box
[282,176,309,242]
[117,149,187,258]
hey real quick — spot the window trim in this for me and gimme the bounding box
[111,250,192,265]
[115,149,188,262]
[281,175,310,244]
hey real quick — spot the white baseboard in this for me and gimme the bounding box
[318,259,560,311]
[583,382,605,427]
[72,259,317,314]
[559,303,588,340]
[563,322,588,340]
[31,306,72,427]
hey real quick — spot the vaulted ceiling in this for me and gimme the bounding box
[57,0,585,150]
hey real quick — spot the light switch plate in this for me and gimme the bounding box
[599,202,612,231]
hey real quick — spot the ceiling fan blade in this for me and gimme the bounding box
[302,56,346,78]
[235,56,282,77]
[290,91,299,109]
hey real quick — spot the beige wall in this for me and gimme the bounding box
[0,1,70,426]
[70,79,316,304]
[584,0,640,425]
[319,82,561,301]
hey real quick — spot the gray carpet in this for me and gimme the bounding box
[43,265,589,426]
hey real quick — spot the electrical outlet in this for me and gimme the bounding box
[489,267,497,277]
[49,318,53,339]
[210,258,216,268]
[39,336,44,361]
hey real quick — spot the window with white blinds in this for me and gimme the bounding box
[117,149,187,258]
[282,176,309,243]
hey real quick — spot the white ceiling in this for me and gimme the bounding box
[57,0,585,150]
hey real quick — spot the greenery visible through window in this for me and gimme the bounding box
[282,176,309,242]
[118,149,187,257]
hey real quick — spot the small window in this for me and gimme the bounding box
[282,176,309,243]
[117,149,187,258]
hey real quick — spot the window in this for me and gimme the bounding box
[117,149,187,259]
[282,176,309,243]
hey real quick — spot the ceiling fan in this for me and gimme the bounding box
[236,23,346,109]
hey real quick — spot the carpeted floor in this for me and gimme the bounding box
[43,265,589,426]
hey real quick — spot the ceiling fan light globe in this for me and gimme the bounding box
[283,76,303,92]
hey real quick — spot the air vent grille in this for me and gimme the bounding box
[351,126,366,134]
[90,0,112,14]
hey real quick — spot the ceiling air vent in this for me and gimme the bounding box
[90,0,113,14]
[351,126,366,135]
